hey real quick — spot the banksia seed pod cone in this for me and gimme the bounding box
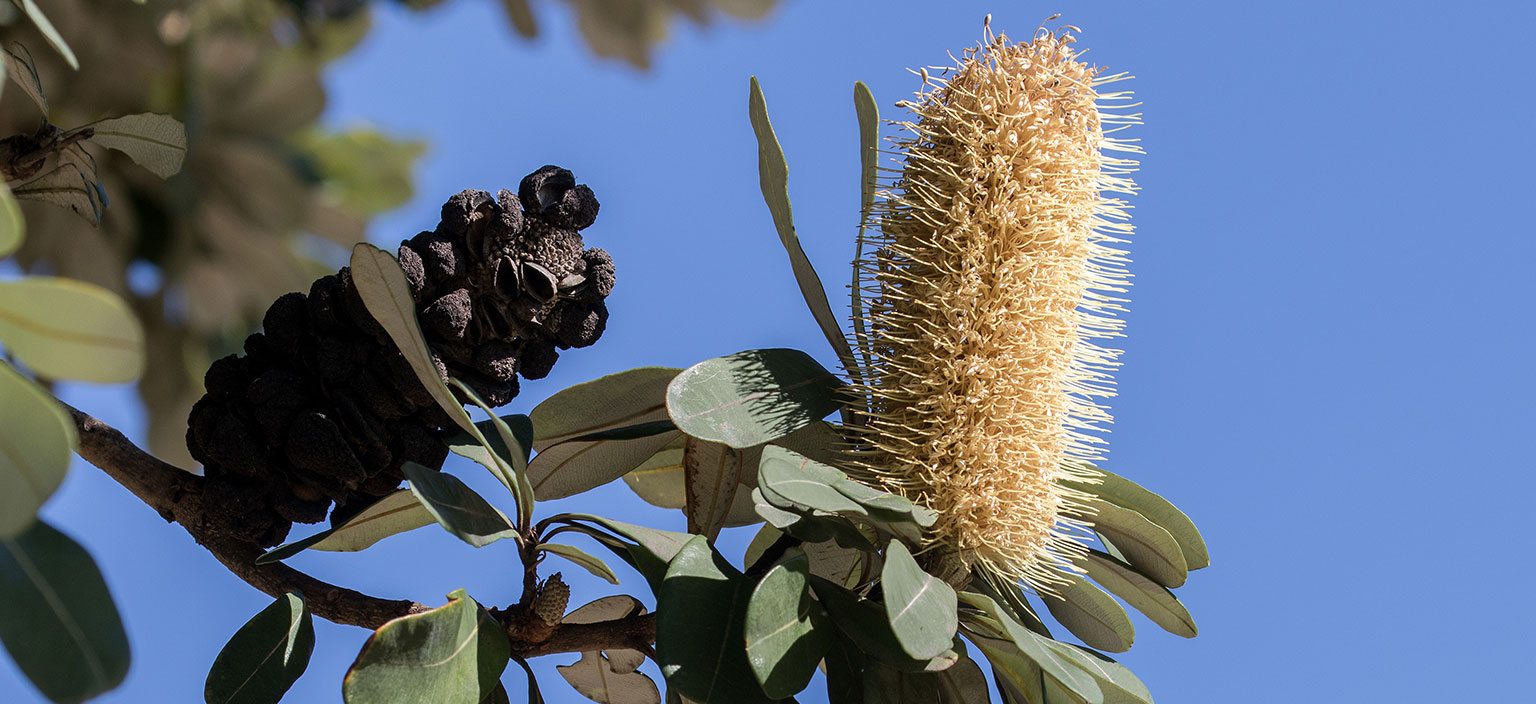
[186,166,615,548]
[532,573,570,626]
[849,27,1139,592]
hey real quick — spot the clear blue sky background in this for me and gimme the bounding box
[5,0,1535,702]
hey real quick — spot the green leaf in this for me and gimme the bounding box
[850,80,879,383]
[1080,550,1197,638]
[0,277,144,383]
[1063,468,1208,570]
[403,463,518,548]
[258,490,435,564]
[655,536,774,704]
[546,514,694,594]
[882,540,958,660]
[937,654,992,704]
[683,436,750,541]
[292,128,425,216]
[967,576,1051,639]
[3,43,47,117]
[744,550,831,698]
[957,593,1102,704]
[14,0,77,69]
[1033,642,1152,704]
[1086,501,1187,588]
[0,521,129,702]
[969,635,1045,704]
[810,575,958,673]
[1039,576,1135,654]
[204,593,315,704]
[0,181,22,258]
[86,113,187,179]
[804,538,868,590]
[747,77,859,378]
[446,414,535,476]
[621,437,687,509]
[864,661,940,703]
[531,367,680,449]
[449,379,534,523]
[757,445,863,515]
[742,523,783,572]
[556,651,661,704]
[343,589,509,704]
[349,243,476,435]
[0,361,75,538]
[11,162,98,225]
[567,420,677,443]
[529,429,682,501]
[536,543,619,585]
[511,658,544,704]
[667,348,844,449]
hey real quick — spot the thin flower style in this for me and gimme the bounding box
[847,23,1141,594]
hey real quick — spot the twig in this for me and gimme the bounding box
[63,401,659,656]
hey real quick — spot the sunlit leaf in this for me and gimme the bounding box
[204,593,314,704]
[0,361,74,538]
[349,243,476,434]
[1041,574,1135,653]
[1063,468,1208,570]
[1084,502,1186,588]
[621,437,687,509]
[0,521,129,702]
[1080,550,1197,638]
[403,463,518,548]
[668,348,843,449]
[882,540,958,660]
[810,575,958,673]
[0,276,143,383]
[556,651,660,704]
[958,593,1102,704]
[86,113,187,179]
[656,536,774,704]
[747,78,859,377]
[536,543,619,585]
[744,549,830,699]
[343,590,508,704]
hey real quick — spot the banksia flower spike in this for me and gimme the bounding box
[849,23,1140,594]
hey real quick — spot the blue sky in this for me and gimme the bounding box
[5,0,1536,702]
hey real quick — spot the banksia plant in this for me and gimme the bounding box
[847,25,1141,593]
[186,166,614,547]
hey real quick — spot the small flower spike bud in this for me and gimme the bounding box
[849,23,1140,594]
[532,573,570,626]
[186,167,614,548]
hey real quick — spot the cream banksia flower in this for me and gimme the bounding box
[849,23,1140,594]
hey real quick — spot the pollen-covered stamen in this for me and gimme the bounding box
[846,27,1140,594]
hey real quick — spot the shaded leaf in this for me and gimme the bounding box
[536,543,619,585]
[446,414,535,479]
[747,77,859,378]
[804,537,868,590]
[656,536,774,704]
[3,43,46,116]
[937,654,992,704]
[14,0,77,69]
[744,550,831,698]
[403,462,518,548]
[621,437,687,509]
[810,575,958,673]
[967,576,1051,639]
[0,521,129,702]
[0,182,21,257]
[757,445,863,515]
[742,523,783,572]
[449,379,534,522]
[882,540,959,660]
[556,651,660,704]
[970,635,1045,704]
[1063,468,1208,570]
[531,367,680,450]
[666,348,843,449]
[0,276,143,383]
[683,435,746,541]
[849,80,879,378]
[511,657,544,704]
[546,514,694,593]
[1034,642,1152,704]
[0,361,75,538]
[258,490,435,564]
[343,589,509,704]
[1039,577,1135,654]
[12,162,98,225]
[1086,501,1187,588]
[87,113,187,179]
[864,661,940,703]
[205,593,315,704]
[350,243,476,435]
[530,429,682,500]
[1080,550,1197,638]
